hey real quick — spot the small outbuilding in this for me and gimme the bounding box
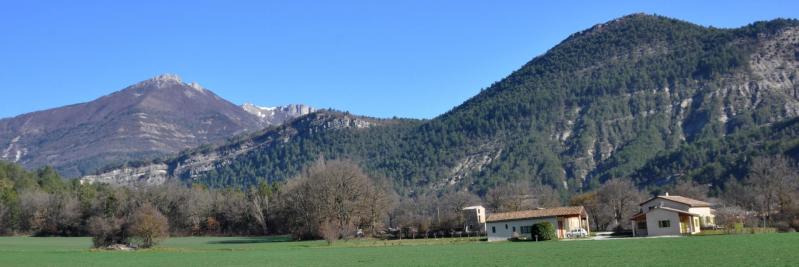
[462,206,487,233]
[630,193,715,236]
[485,206,590,242]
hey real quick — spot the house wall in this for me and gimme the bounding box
[688,207,715,227]
[645,209,682,236]
[563,216,585,232]
[486,217,558,242]
[690,216,701,234]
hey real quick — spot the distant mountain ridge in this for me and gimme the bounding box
[79,14,799,195]
[0,74,312,177]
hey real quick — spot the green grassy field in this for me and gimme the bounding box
[1,234,798,266]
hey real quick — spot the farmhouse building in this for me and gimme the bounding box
[485,206,589,242]
[462,206,487,233]
[630,193,715,236]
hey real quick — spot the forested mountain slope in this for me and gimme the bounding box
[82,14,799,196]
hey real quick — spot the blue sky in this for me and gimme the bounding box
[1,1,797,119]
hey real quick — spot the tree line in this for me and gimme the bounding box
[1,154,798,246]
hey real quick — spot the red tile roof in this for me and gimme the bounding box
[640,195,712,207]
[486,206,586,222]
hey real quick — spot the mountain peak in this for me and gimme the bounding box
[578,13,679,35]
[130,73,185,89]
[129,73,207,92]
[152,73,182,83]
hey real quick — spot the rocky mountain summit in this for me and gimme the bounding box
[0,74,311,177]
[242,103,315,126]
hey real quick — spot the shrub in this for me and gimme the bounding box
[127,204,169,248]
[773,221,795,233]
[511,231,520,240]
[531,222,557,241]
[88,216,126,248]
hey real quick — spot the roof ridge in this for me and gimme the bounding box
[640,195,711,207]
[486,206,586,222]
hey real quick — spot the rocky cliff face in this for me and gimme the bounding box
[0,74,310,177]
[242,103,315,126]
[80,110,380,186]
[80,163,169,186]
[559,22,799,186]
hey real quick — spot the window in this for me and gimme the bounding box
[512,226,516,232]
[492,226,496,233]
[658,220,671,228]
[505,224,508,229]
[637,221,647,229]
[521,226,532,234]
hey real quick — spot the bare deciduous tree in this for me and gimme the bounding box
[361,175,397,236]
[18,190,49,233]
[744,156,799,227]
[570,191,612,231]
[248,182,271,235]
[486,181,561,212]
[486,182,529,212]
[278,158,389,240]
[596,179,645,231]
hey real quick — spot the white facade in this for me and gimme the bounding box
[487,217,558,242]
[631,195,714,237]
[643,208,688,236]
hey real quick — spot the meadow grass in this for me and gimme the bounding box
[1,233,798,266]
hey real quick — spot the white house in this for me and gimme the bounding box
[462,206,486,233]
[486,206,589,242]
[630,193,715,236]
